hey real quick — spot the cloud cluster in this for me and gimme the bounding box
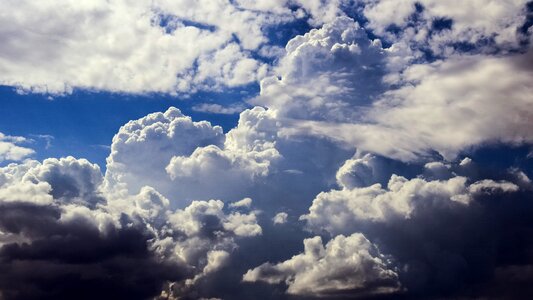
[0,0,352,95]
[249,156,532,297]
[1,1,533,299]
[106,106,281,205]
[363,0,530,54]
[0,156,262,299]
[253,13,533,161]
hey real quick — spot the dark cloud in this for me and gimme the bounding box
[0,202,186,300]
[293,157,533,299]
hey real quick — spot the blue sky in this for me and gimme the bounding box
[0,1,532,300]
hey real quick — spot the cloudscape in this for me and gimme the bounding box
[0,1,532,299]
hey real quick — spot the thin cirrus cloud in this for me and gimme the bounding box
[191,103,248,115]
[0,1,533,299]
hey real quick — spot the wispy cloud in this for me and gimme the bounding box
[192,103,248,115]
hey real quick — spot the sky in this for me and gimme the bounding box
[0,1,532,299]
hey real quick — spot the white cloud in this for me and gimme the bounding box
[105,107,225,201]
[272,212,288,225]
[363,0,530,53]
[192,103,247,115]
[367,51,533,160]
[243,233,401,296]
[336,153,385,189]
[303,171,519,235]
[0,132,34,162]
[293,157,531,296]
[229,197,253,209]
[0,0,355,95]
[253,14,533,161]
[25,156,104,206]
[165,143,278,200]
[106,106,281,205]
[2,4,532,298]
[252,16,386,122]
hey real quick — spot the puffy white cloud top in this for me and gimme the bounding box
[243,233,401,296]
[0,0,352,94]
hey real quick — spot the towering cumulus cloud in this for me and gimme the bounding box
[1,0,533,299]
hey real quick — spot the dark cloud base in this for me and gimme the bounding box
[0,202,184,300]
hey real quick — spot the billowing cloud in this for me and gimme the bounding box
[252,16,387,122]
[243,233,401,297]
[1,1,533,299]
[253,13,533,161]
[105,107,225,201]
[106,106,282,205]
[303,169,519,233]
[0,0,355,95]
[0,156,262,299]
[293,159,532,297]
[272,212,288,225]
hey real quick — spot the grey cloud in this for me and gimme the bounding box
[296,159,533,298]
[0,157,263,299]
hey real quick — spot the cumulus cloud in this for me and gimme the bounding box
[0,0,358,95]
[0,132,34,162]
[0,156,262,299]
[253,13,533,161]
[0,158,179,299]
[294,159,533,297]
[229,197,253,209]
[252,16,386,122]
[272,212,288,225]
[335,153,388,189]
[2,2,533,299]
[243,233,401,297]
[303,171,519,234]
[105,107,224,200]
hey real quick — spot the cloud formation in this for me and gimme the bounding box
[0,133,34,163]
[0,0,352,95]
[243,233,401,297]
[1,1,533,299]
[0,156,262,299]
